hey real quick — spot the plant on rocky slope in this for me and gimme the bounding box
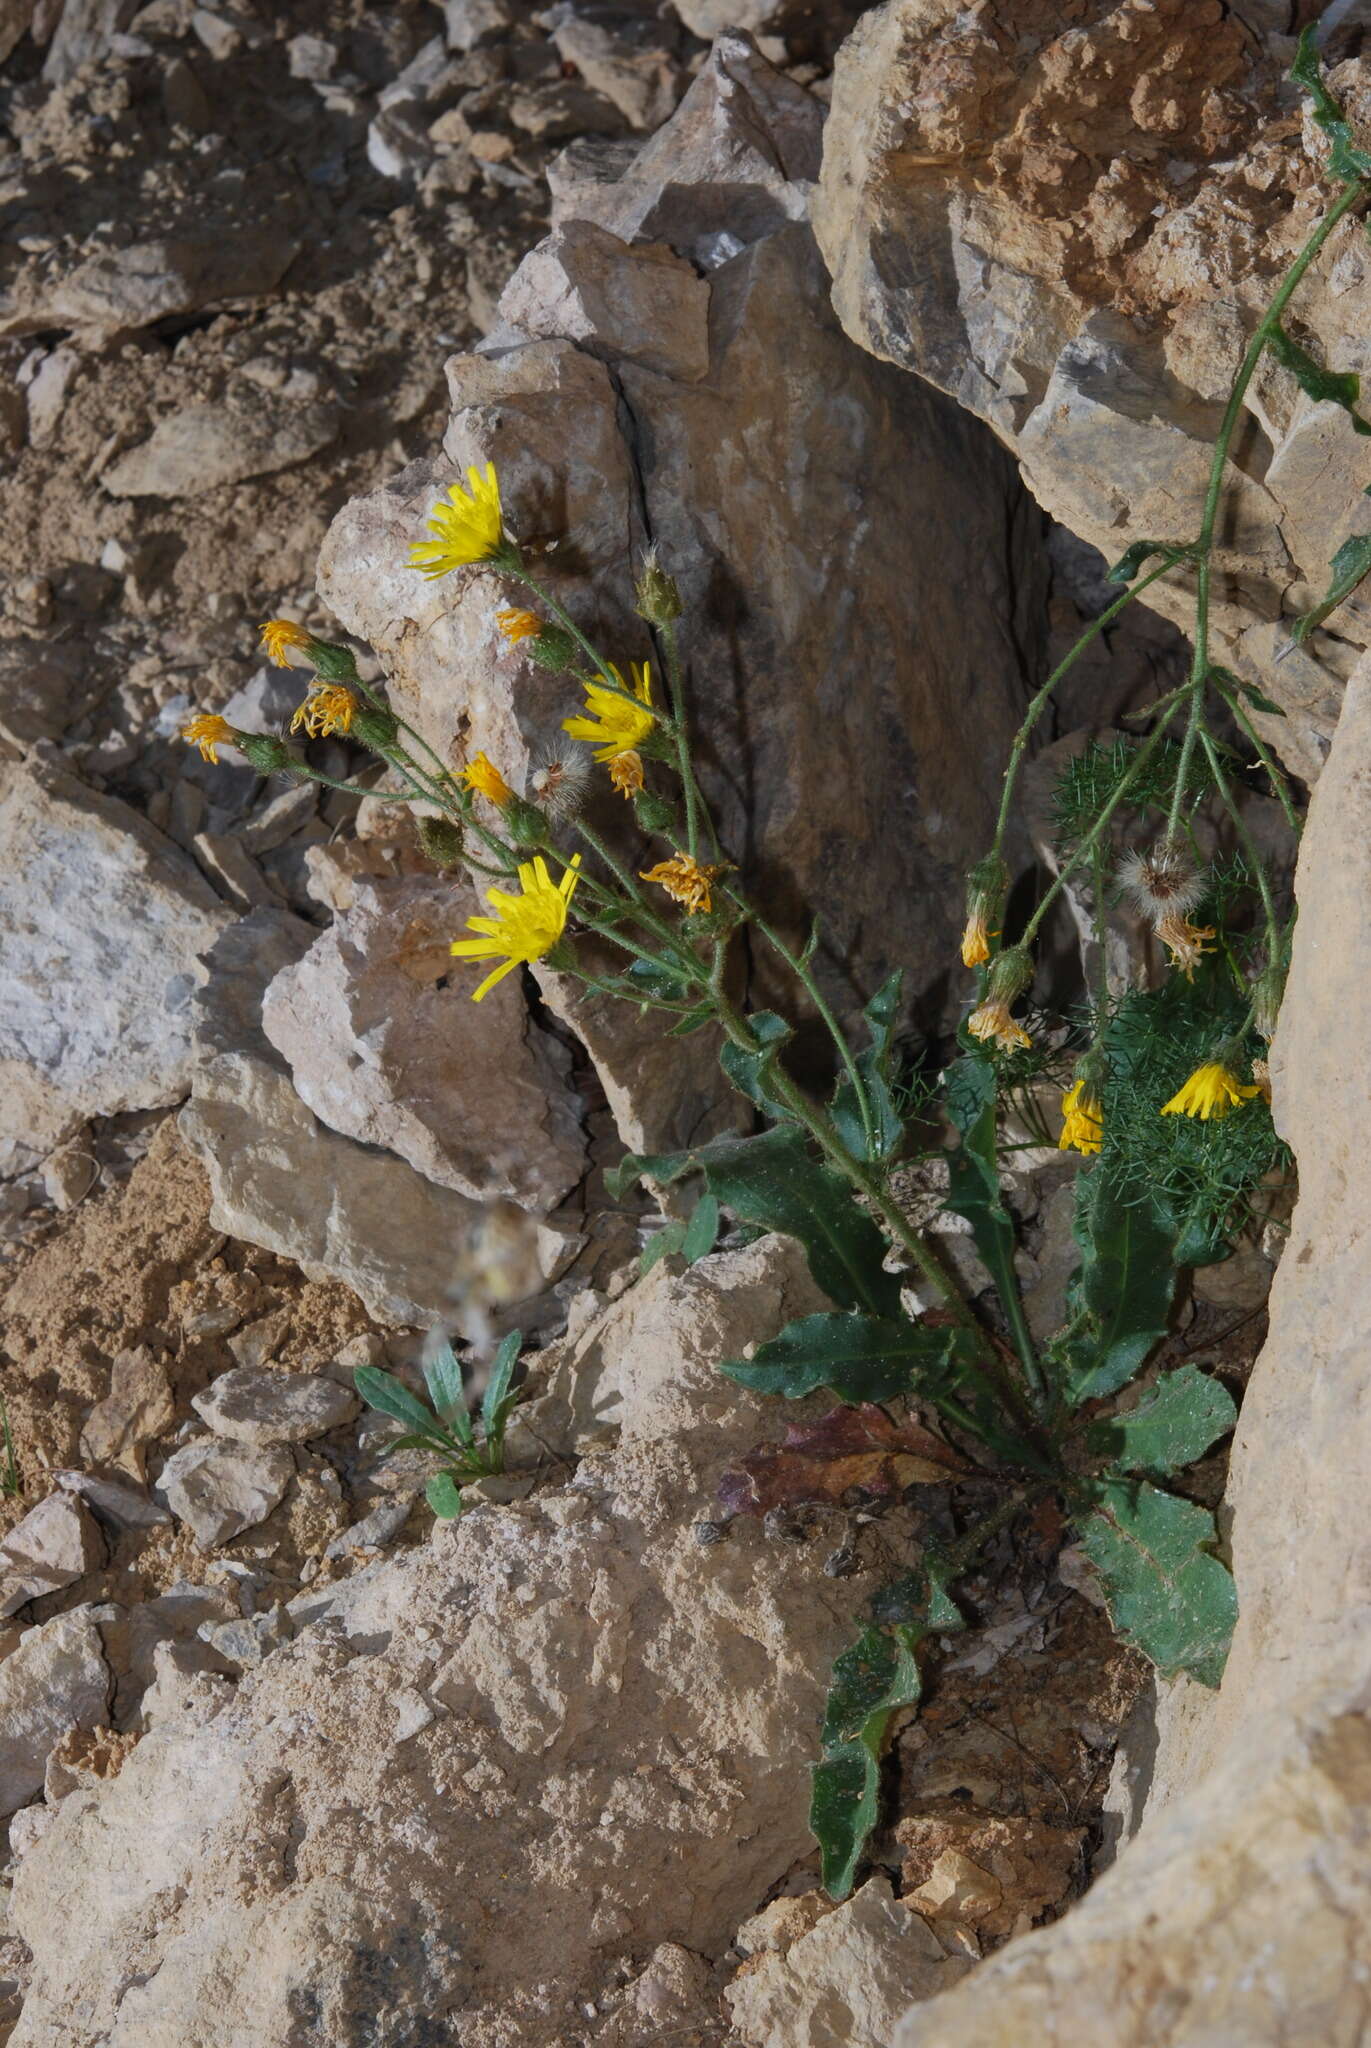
[352,1329,525,1522]
[181,30,1364,1906]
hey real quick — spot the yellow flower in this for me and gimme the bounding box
[967,999,1032,1053]
[1161,1062,1261,1122]
[461,751,515,809]
[641,852,729,916]
[1155,910,1216,981]
[451,855,581,1001]
[258,618,314,668]
[609,748,644,798]
[181,714,237,764]
[289,685,356,739]
[563,662,655,761]
[1058,1078,1103,1155]
[960,911,993,968]
[410,463,505,578]
[497,607,541,644]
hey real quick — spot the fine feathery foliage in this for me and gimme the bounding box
[194,29,1369,1906]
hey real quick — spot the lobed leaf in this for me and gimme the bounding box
[682,1193,721,1264]
[719,1011,794,1122]
[721,1309,965,1406]
[1105,539,1190,586]
[1291,26,1371,182]
[831,971,905,1164]
[1291,512,1371,646]
[943,1054,1023,1322]
[1086,1363,1237,1476]
[1267,324,1371,434]
[640,1221,688,1275]
[1078,1477,1238,1686]
[1057,1169,1177,1406]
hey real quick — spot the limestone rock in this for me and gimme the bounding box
[1,232,297,338]
[80,1346,176,1479]
[0,1606,111,1818]
[0,0,35,65]
[0,751,229,1151]
[882,649,1371,2043]
[0,1495,106,1619]
[154,1439,294,1550]
[814,0,1371,777]
[725,1878,971,2048]
[191,1366,359,1447]
[543,3,685,132]
[9,1239,877,2044]
[101,398,338,499]
[40,0,135,82]
[259,872,586,1210]
[318,34,1046,1056]
[498,221,711,380]
[180,909,576,1328]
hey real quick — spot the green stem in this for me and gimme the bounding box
[658,616,711,861]
[1197,726,1283,958]
[1164,687,1205,848]
[1211,677,1303,838]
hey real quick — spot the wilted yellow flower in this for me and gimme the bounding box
[563,662,655,760]
[609,748,644,798]
[258,618,314,668]
[411,463,505,578]
[1058,1078,1103,1155]
[1161,1062,1260,1122]
[461,751,515,809]
[967,999,1032,1053]
[450,854,581,1000]
[641,852,729,916]
[1252,1056,1272,1104]
[289,685,356,739]
[497,607,541,644]
[1155,910,1216,981]
[181,714,237,764]
[960,911,993,968]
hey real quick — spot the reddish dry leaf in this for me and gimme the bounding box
[718,1403,968,1518]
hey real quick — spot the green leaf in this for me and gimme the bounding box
[1291,26,1371,182]
[1105,539,1188,586]
[1292,513,1371,646]
[610,1126,902,1318]
[831,971,905,1163]
[943,1053,1020,1314]
[354,1366,439,1437]
[624,956,694,1004]
[373,1430,448,1459]
[640,1221,688,1274]
[1057,1170,1176,1406]
[668,1005,715,1036]
[811,1565,964,1900]
[682,1193,720,1264]
[1086,1364,1237,1476]
[481,1328,522,1443]
[422,1338,468,1432]
[1267,323,1371,434]
[718,1011,794,1121]
[1209,665,1286,722]
[425,1472,466,1520]
[1078,1477,1237,1686]
[721,1310,964,1406]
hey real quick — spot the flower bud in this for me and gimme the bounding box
[504,797,550,847]
[985,945,1033,1006]
[634,550,683,625]
[633,790,675,833]
[522,627,578,672]
[417,816,465,869]
[236,732,297,774]
[1251,962,1286,1041]
[350,704,400,751]
[306,639,360,684]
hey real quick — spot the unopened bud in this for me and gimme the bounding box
[306,639,360,684]
[504,797,549,847]
[522,627,577,672]
[634,553,683,625]
[236,732,297,774]
[985,945,1033,1006]
[633,790,675,833]
[418,816,465,869]
[1251,962,1286,1041]
[351,704,400,751]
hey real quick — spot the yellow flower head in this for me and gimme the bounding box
[450,854,581,1001]
[1058,1077,1103,1155]
[563,662,655,761]
[967,999,1032,1053]
[960,910,993,969]
[1155,910,1216,982]
[641,852,730,917]
[258,618,315,668]
[410,464,505,578]
[609,748,644,799]
[497,607,541,645]
[1161,1061,1261,1123]
[289,685,356,739]
[461,751,515,809]
[181,713,237,764]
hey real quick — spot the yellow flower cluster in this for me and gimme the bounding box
[1058,1078,1103,1155]
[290,686,356,739]
[451,856,581,1001]
[181,713,237,764]
[1161,1062,1260,1122]
[411,464,506,579]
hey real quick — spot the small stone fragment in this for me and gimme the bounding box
[80,1346,175,1479]
[155,1440,294,1549]
[0,1495,106,1618]
[0,1605,111,1817]
[102,399,338,499]
[191,1366,359,1447]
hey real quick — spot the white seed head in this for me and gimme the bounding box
[528,737,591,820]
[1117,845,1206,922]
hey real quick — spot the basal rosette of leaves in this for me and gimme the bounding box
[178,31,1364,1908]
